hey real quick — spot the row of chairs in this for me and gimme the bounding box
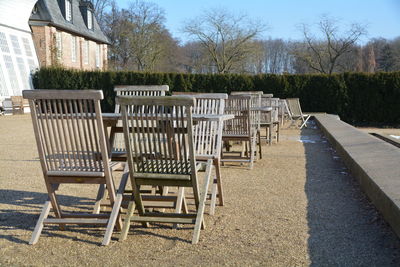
[22,86,309,246]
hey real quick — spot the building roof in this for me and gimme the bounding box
[29,0,110,44]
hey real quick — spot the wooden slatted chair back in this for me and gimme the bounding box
[117,96,197,178]
[172,92,227,115]
[270,98,280,122]
[279,99,290,116]
[230,92,262,128]
[114,85,169,112]
[173,93,228,159]
[113,85,169,155]
[23,90,108,177]
[223,95,252,136]
[260,97,280,124]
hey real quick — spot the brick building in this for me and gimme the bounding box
[29,0,110,70]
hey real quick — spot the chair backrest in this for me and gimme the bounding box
[233,92,262,130]
[286,98,303,117]
[117,96,197,177]
[172,93,228,159]
[114,85,169,113]
[223,95,252,136]
[260,96,280,124]
[172,92,227,115]
[11,96,28,108]
[231,91,263,96]
[278,99,291,117]
[23,90,109,176]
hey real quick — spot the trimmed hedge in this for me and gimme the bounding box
[32,67,400,125]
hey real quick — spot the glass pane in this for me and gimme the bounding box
[22,38,33,57]
[10,35,22,55]
[71,35,76,62]
[3,55,20,95]
[16,57,30,90]
[27,59,36,71]
[0,64,8,96]
[66,0,72,21]
[0,32,10,53]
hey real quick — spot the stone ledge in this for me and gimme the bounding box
[314,114,400,238]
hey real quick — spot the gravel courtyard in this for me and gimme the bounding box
[1,115,400,266]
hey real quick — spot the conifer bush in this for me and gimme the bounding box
[32,67,400,125]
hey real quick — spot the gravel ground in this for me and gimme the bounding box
[1,115,400,266]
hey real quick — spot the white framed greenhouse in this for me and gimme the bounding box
[0,0,39,111]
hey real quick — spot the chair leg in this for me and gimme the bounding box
[173,187,186,229]
[192,160,213,244]
[300,116,311,129]
[214,158,224,206]
[210,179,217,215]
[257,130,262,159]
[29,201,51,245]
[101,172,129,246]
[276,123,280,143]
[119,198,136,241]
[249,137,256,170]
[93,184,106,214]
[269,124,273,145]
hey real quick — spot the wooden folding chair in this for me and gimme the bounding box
[222,95,258,169]
[115,95,213,244]
[260,97,280,144]
[230,91,263,159]
[172,92,227,215]
[286,98,311,129]
[111,85,169,161]
[11,96,29,115]
[23,89,124,245]
[278,99,292,126]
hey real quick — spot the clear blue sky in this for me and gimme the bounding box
[116,0,400,44]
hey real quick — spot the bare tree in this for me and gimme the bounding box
[126,0,168,71]
[103,0,181,72]
[92,0,112,30]
[103,2,132,69]
[182,8,266,74]
[263,39,294,74]
[294,15,367,74]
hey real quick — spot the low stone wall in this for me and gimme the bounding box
[314,114,400,238]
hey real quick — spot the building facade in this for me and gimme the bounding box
[29,0,110,71]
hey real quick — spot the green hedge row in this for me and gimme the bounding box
[32,67,400,125]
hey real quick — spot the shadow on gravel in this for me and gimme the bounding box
[0,189,97,244]
[302,121,400,266]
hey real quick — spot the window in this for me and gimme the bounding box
[87,9,93,30]
[27,59,37,72]
[95,44,100,68]
[0,32,10,53]
[16,57,30,90]
[10,35,22,55]
[0,64,8,97]
[71,35,77,62]
[3,55,20,95]
[83,40,89,64]
[22,38,33,57]
[55,32,62,60]
[65,0,72,22]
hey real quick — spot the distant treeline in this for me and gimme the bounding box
[33,67,400,125]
